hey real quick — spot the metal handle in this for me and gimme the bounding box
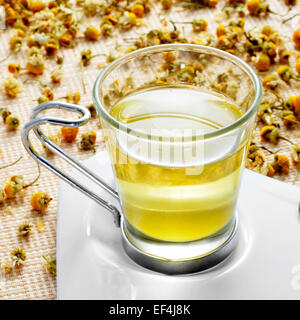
[21,101,121,227]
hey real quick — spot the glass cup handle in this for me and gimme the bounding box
[21,101,121,227]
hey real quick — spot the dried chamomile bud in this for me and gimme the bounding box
[260,125,280,143]
[3,75,22,97]
[31,191,52,211]
[11,248,26,267]
[66,91,81,104]
[86,104,97,118]
[4,176,24,198]
[79,131,97,151]
[262,73,281,90]
[293,29,300,49]
[43,134,60,154]
[8,63,21,74]
[18,222,33,236]
[270,154,290,174]
[287,95,300,116]
[61,127,79,143]
[281,110,299,128]
[276,65,300,82]
[42,255,56,275]
[84,26,100,41]
[1,261,13,274]
[0,108,11,123]
[291,145,300,164]
[5,114,20,130]
[51,67,63,83]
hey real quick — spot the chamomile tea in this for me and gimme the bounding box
[108,86,246,242]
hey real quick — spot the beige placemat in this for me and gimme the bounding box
[0,0,300,300]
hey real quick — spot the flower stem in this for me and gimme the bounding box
[0,156,22,170]
[23,163,41,189]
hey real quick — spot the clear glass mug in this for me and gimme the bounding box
[22,44,262,274]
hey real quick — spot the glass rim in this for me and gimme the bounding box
[93,44,262,140]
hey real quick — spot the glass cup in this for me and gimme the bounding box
[22,44,262,274]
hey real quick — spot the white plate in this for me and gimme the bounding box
[57,151,300,300]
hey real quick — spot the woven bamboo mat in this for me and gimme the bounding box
[0,0,300,300]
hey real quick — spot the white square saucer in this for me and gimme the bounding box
[57,151,300,300]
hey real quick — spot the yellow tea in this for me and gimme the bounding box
[109,86,245,242]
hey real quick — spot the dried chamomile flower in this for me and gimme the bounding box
[0,108,11,123]
[257,103,275,125]
[119,12,137,30]
[131,3,145,17]
[31,191,52,211]
[38,96,49,104]
[51,67,63,83]
[211,70,240,99]
[254,53,270,72]
[79,131,97,151]
[36,219,45,233]
[5,6,18,26]
[26,48,45,75]
[278,47,292,65]
[61,126,79,143]
[262,73,281,90]
[260,125,280,143]
[56,56,64,65]
[66,91,81,104]
[11,248,26,267]
[9,36,23,52]
[291,145,300,164]
[260,125,294,144]
[86,104,97,118]
[100,22,114,37]
[4,176,25,199]
[3,76,22,97]
[84,25,100,41]
[161,0,173,10]
[270,154,290,175]
[42,255,56,275]
[18,222,33,236]
[247,0,280,16]
[287,95,300,115]
[216,19,245,54]
[81,49,104,67]
[10,175,25,190]
[27,33,49,48]
[43,134,60,154]
[248,143,265,163]
[27,0,47,12]
[293,29,300,49]
[1,261,13,274]
[4,114,20,130]
[276,65,300,83]
[84,0,103,16]
[172,19,208,32]
[284,0,297,5]
[4,164,40,199]
[281,110,299,128]
[247,0,261,15]
[8,63,21,74]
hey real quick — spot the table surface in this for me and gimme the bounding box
[0,0,300,300]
